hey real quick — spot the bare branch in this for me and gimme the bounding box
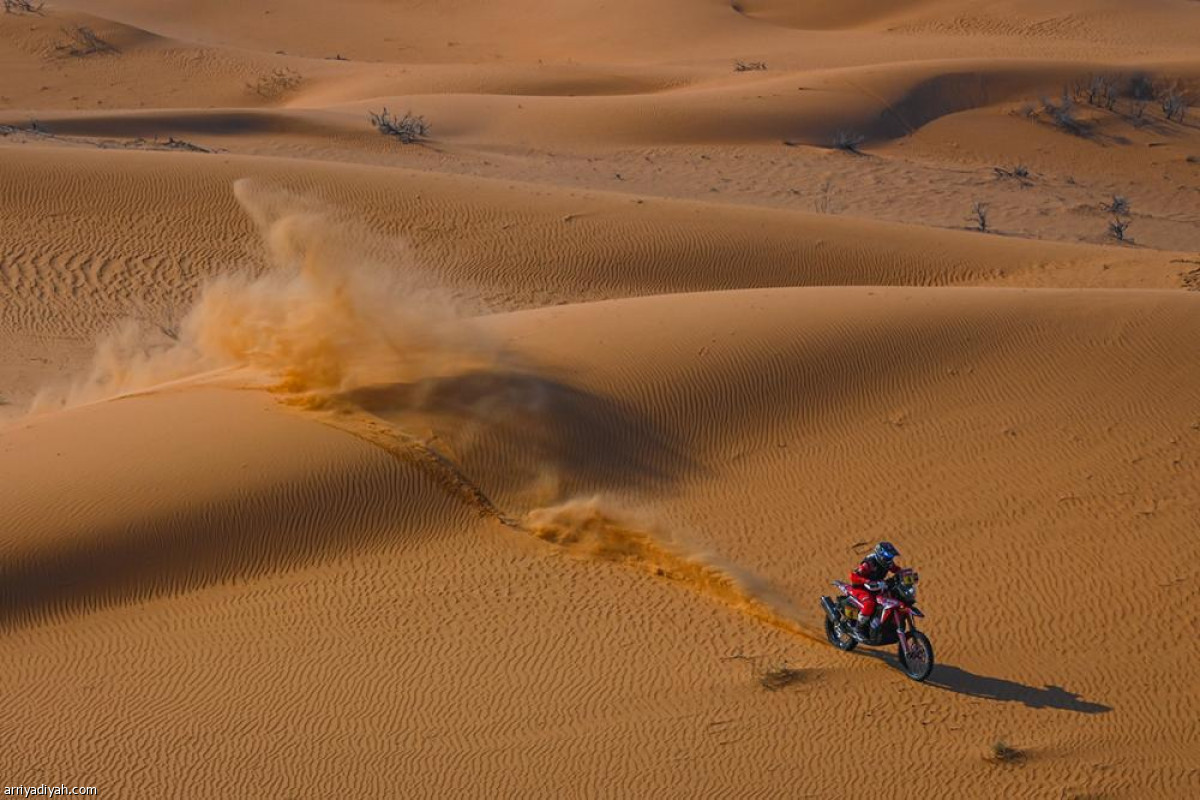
[3,0,45,14]
[369,108,430,144]
[831,129,865,154]
[56,25,119,57]
[969,201,990,233]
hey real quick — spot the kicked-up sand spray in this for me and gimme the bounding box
[32,179,496,411]
[523,497,820,642]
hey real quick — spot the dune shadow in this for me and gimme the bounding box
[0,462,458,634]
[926,665,1112,713]
[22,110,346,140]
[339,369,698,498]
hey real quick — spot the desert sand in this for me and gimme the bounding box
[1,1,1198,797]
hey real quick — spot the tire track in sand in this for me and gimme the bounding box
[315,406,825,647]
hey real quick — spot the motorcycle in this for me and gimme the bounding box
[820,568,935,682]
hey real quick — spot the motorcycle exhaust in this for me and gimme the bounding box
[820,596,840,622]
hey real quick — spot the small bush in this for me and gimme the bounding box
[1128,74,1156,101]
[1162,89,1188,123]
[1101,195,1130,216]
[1102,195,1132,242]
[369,108,430,144]
[988,740,1025,764]
[969,201,990,233]
[1083,75,1117,110]
[56,25,119,57]
[1039,90,1088,136]
[1107,217,1132,242]
[832,129,865,154]
[3,0,44,13]
[994,164,1030,184]
[734,60,767,72]
[1181,267,1200,291]
[125,137,216,154]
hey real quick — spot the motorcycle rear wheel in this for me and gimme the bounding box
[825,616,858,651]
[897,630,934,681]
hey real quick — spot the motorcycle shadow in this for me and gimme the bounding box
[854,650,1112,713]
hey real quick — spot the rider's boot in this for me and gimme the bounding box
[855,616,872,642]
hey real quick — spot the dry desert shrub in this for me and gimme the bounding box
[1128,74,1156,102]
[1078,74,1118,110]
[1101,195,1131,217]
[3,0,44,14]
[247,68,302,99]
[369,108,430,144]
[1107,217,1132,242]
[1129,98,1150,123]
[994,164,1031,184]
[1102,195,1132,243]
[1161,89,1188,123]
[832,129,865,154]
[56,25,118,57]
[734,60,767,72]
[1038,90,1088,136]
[1180,267,1200,291]
[969,201,990,233]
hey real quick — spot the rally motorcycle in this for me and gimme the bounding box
[820,568,934,682]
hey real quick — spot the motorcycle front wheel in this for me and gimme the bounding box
[897,630,934,681]
[825,616,858,651]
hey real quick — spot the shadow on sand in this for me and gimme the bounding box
[854,649,1111,713]
[926,665,1112,714]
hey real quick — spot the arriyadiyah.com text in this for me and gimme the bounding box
[4,786,97,797]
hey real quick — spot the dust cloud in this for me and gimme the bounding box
[33,179,494,411]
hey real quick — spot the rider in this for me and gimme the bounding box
[847,541,902,640]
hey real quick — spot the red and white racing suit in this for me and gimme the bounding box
[847,555,902,623]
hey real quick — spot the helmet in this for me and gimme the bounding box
[874,541,900,565]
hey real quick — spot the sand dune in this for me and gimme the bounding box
[4,286,1197,795]
[2,0,1198,796]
